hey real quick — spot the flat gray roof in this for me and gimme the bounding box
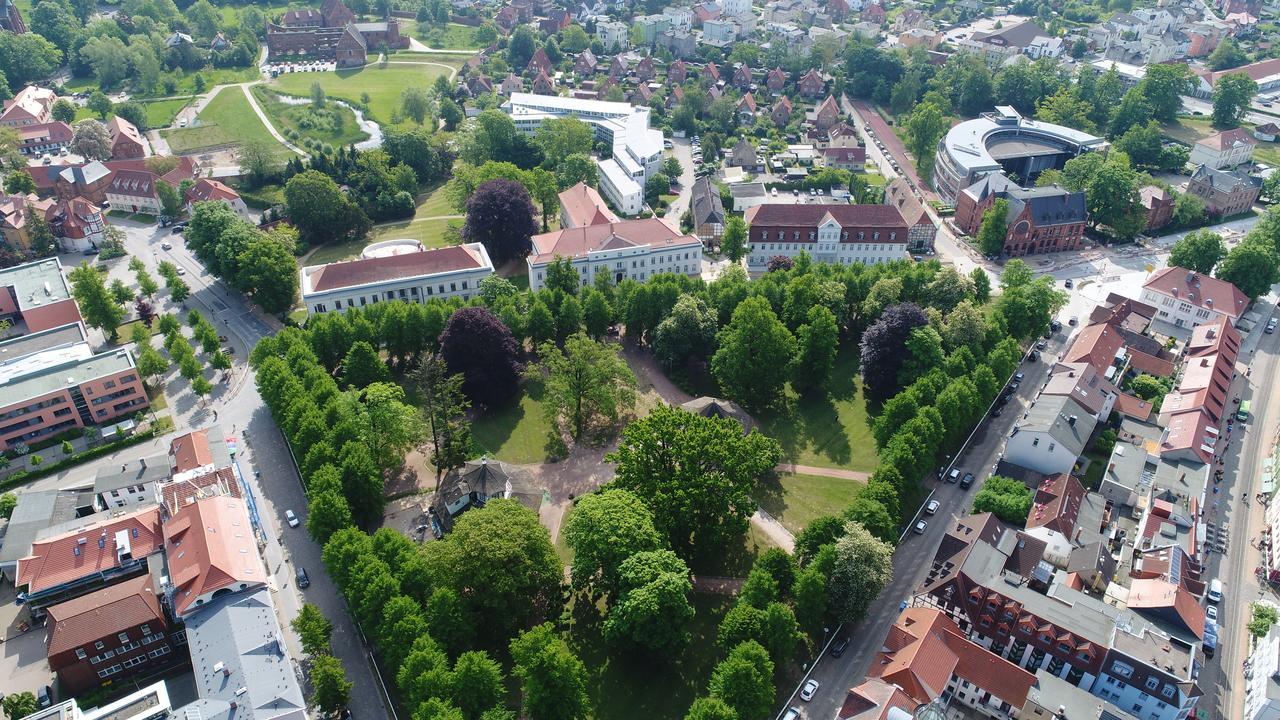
[0,489,93,569]
[0,258,72,313]
[185,588,305,720]
[1015,394,1096,457]
[95,454,169,495]
[941,107,1107,176]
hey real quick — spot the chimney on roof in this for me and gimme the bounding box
[1068,415,1078,426]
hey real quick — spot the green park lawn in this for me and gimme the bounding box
[758,472,865,535]
[754,347,878,473]
[75,98,193,129]
[161,89,285,155]
[270,63,458,124]
[367,218,462,248]
[470,380,554,465]
[303,186,461,265]
[252,87,370,146]
[405,22,486,49]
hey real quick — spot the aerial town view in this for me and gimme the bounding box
[2,0,1280,717]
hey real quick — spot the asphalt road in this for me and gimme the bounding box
[792,322,1073,719]
[64,220,392,720]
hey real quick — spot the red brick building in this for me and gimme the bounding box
[46,575,176,694]
[265,0,406,67]
[1139,185,1175,231]
[799,69,825,98]
[744,203,909,270]
[954,173,1087,257]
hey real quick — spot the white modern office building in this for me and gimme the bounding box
[502,93,664,216]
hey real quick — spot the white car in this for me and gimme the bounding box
[285,509,299,528]
[1206,605,1219,621]
[914,520,927,534]
[160,241,173,250]
[925,499,940,515]
[800,679,820,702]
[176,267,187,275]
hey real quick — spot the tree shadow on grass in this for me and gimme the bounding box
[470,380,545,460]
[563,592,733,720]
[755,472,789,523]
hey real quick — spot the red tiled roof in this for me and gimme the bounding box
[744,202,908,229]
[107,116,144,148]
[1027,472,1084,534]
[529,218,699,264]
[16,507,164,595]
[838,679,917,720]
[18,121,72,144]
[1127,578,1206,639]
[1063,323,1125,374]
[170,428,214,474]
[1144,267,1248,319]
[558,182,620,228]
[46,575,164,657]
[163,497,265,617]
[108,169,157,199]
[870,608,1035,708]
[1196,127,1258,151]
[186,178,240,205]
[308,244,485,292]
[1201,58,1280,88]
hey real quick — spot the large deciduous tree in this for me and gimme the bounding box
[859,302,928,399]
[711,295,797,409]
[1169,229,1225,274]
[708,641,775,720]
[284,170,370,245]
[411,354,472,481]
[68,263,125,341]
[826,521,894,622]
[1212,72,1257,128]
[423,499,562,638]
[606,405,782,555]
[534,333,637,444]
[509,623,591,720]
[439,306,523,407]
[976,198,1009,257]
[604,549,695,654]
[972,475,1034,524]
[563,488,662,597]
[653,294,718,371]
[1216,238,1279,299]
[71,119,112,161]
[461,179,539,265]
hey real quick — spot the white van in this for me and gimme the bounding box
[1207,579,1223,604]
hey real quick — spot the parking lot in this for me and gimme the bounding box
[262,61,338,77]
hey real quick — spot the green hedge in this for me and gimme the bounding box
[0,428,163,492]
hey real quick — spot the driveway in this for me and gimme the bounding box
[665,137,697,222]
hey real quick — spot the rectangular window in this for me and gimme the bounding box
[1145,677,1160,690]
[119,632,130,643]
[76,648,87,659]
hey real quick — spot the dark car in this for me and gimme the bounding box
[1064,278,1073,288]
[296,567,310,589]
[960,472,975,489]
[1027,350,1039,362]
[171,223,187,234]
[830,637,850,657]
[1050,320,1062,332]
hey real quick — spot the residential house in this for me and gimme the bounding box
[836,679,918,720]
[1005,393,1096,475]
[527,218,702,290]
[868,607,1037,717]
[807,95,840,132]
[168,426,234,480]
[1189,128,1257,169]
[210,31,231,50]
[94,455,168,511]
[736,92,757,124]
[499,74,523,95]
[106,170,163,215]
[163,496,266,617]
[1157,316,1239,450]
[701,18,737,45]
[574,49,598,76]
[743,203,910,270]
[635,56,656,82]
[1255,122,1279,142]
[962,19,1050,58]
[728,137,764,172]
[668,59,688,84]
[703,61,720,83]
[431,459,542,533]
[899,27,941,49]
[883,177,936,253]
[596,20,629,50]
[44,197,105,253]
[766,67,786,94]
[45,575,177,695]
[1191,57,1280,97]
[0,86,56,127]
[1142,266,1248,328]
[525,47,553,76]
[798,68,825,98]
[664,5,693,28]
[1139,185,1175,231]
[15,505,164,611]
[106,117,146,160]
[1186,164,1262,217]
[15,121,72,157]
[531,69,557,95]
[771,96,793,125]
[558,181,620,228]
[860,2,885,24]
[0,193,54,250]
[822,146,865,171]
[185,178,250,219]
[732,64,752,90]
[301,243,495,315]
[689,175,725,246]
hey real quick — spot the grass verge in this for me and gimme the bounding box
[758,472,865,535]
[161,88,285,155]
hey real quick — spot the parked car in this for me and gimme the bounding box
[1013,371,1025,382]
[1068,316,1078,326]
[1206,604,1218,621]
[925,499,940,515]
[830,637,850,657]
[285,509,300,528]
[782,708,801,720]
[1064,278,1073,288]
[38,686,52,708]
[161,241,173,250]
[1028,350,1039,362]
[296,567,310,589]
[946,468,960,483]
[959,472,975,489]
[914,520,928,534]
[1036,339,1048,350]
[800,679,820,702]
